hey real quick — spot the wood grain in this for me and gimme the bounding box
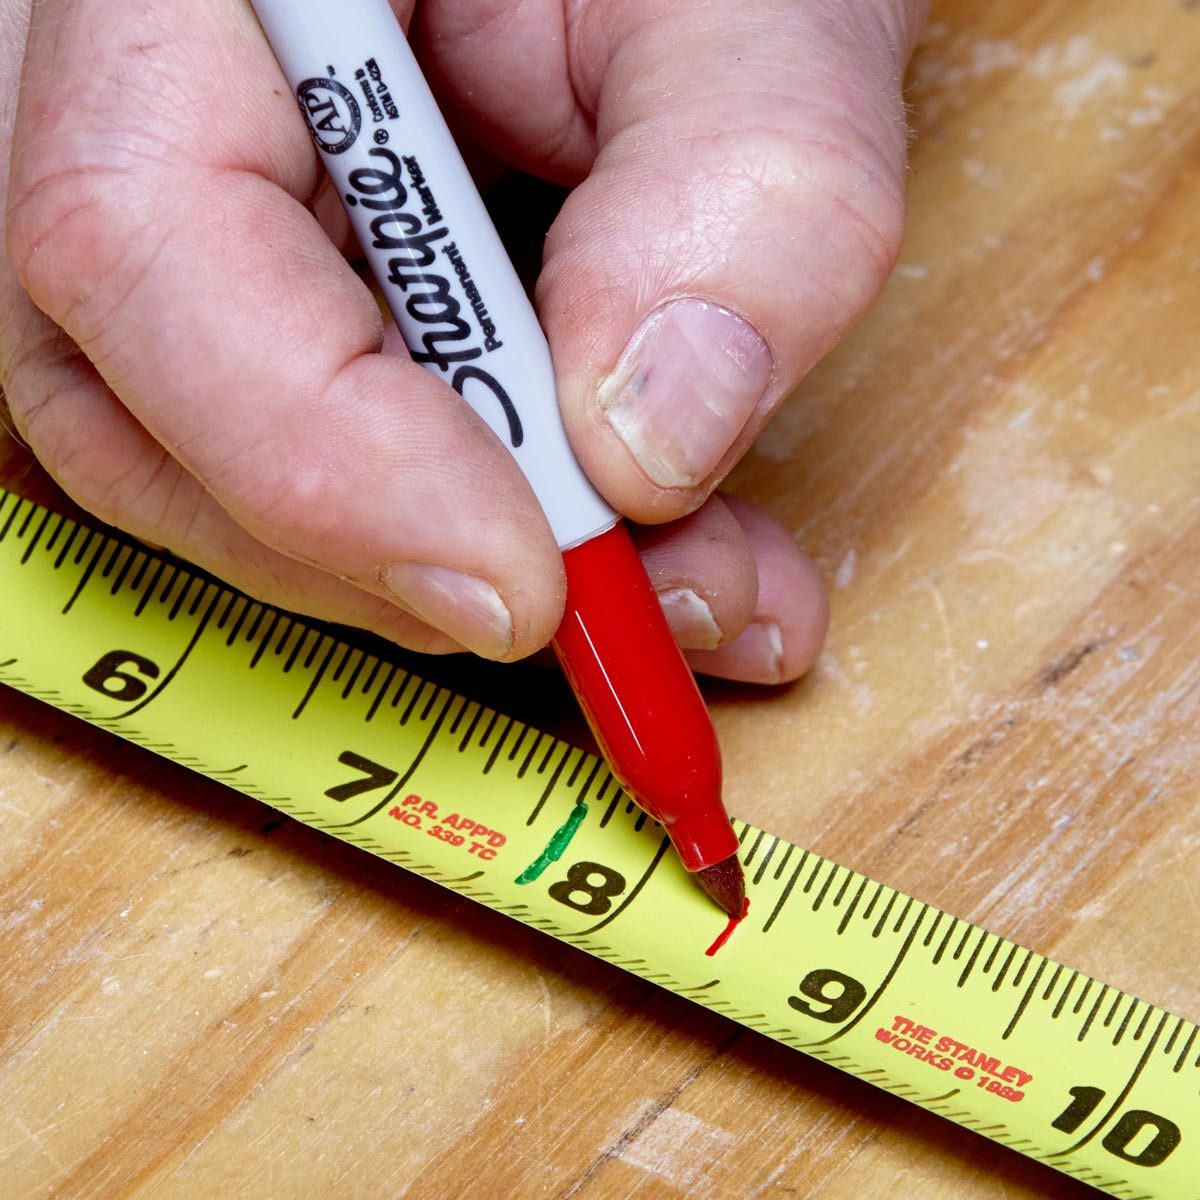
[3,0,1199,1195]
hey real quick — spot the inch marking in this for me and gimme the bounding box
[19,508,52,563]
[762,851,809,934]
[1111,996,1140,1046]
[1059,1010,1170,1156]
[771,843,795,882]
[456,703,485,750]
[62,534,103,613]
[931,916,959,965]
[52,522,80,569]
[516,731,544,780]
[811,863,840,912]
[364,664,400,723]
[742,828,766,867]
[802,855,826,894]
[293,637,337,718]
[836,878,870,935]
[41,513,67,554]
[752,837,781,885]
[574,837,672,937]
[476,709,500,748]
[872,891,902,938]
[329,693,461,830]
[0,494,22,541]
[990,943,1020,992]
[482,719,514,773]
[956,929,991,988]
[803,904,930,1049]
[114,586,220,719]
[1079,985,1110,1041]
[14,501,35,539]
[525,745,575,826]
[1171,1024,1197,1072]
[1003,956,1049,1040]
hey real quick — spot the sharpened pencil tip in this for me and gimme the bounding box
[695,854,746,918]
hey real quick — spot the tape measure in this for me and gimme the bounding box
[1,485,1196,1198]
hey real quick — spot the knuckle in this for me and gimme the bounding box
[6,357,86,475]
[707,115,907,337]
[207,440,345,554]
[746,120,906,278]
[100,447,178,530]
[6,163,122,329]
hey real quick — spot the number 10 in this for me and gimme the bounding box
[1052,1085,1181,1167]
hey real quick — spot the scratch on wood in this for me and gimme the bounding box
[1038,636,1112,688]
[554,1031,741,1199]
[952,716,1019,774]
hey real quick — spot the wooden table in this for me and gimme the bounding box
[3,1,1199,1195]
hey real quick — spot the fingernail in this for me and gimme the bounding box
[690,621,785,685]
[731,621,785,684]
[659,587,723,650]
[381,563,513,659]
[598,299,772,489]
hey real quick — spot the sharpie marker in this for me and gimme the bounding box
[250,0,745,916]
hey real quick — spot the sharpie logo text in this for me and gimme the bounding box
[346,147,522,446]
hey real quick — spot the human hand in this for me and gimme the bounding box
[0,0,925,683]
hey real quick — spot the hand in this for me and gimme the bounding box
[0,0,925,683]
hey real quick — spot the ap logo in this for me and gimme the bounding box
[296,76,361,154]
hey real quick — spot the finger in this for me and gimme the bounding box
[311,176,358,259]
[410,0,595,185]
[631,494,757,650]
[536,0,925,522]
[0,299,464,654]
[686,496,828,684]
[7,0,564,660]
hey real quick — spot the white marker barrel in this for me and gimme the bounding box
[251,0,617,549]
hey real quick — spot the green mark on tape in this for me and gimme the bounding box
[514,800,588,884]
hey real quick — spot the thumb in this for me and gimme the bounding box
[540,0,926,523]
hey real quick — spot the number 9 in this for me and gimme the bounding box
[788,968,868,1024]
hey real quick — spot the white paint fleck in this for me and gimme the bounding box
[895,263,928,280]
[100,976,120,996]
[1028,35,1097,79]
[835,548,857,589]
[1,897,46,932]
[1050,46,1130,120]
[620,1108,735,1189]
[977,639,990,650]
[967,39,1023,77]
[962,157,1003,188]
[1127,106,1164,127]
[203,968,223,979]
[1085,256,1107,282]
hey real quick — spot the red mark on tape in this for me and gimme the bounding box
[705,896,750,957]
